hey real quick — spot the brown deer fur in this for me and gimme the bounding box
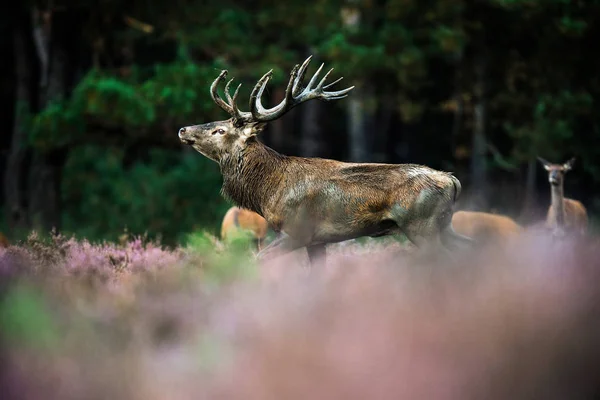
[538,157,588,236]
[221,206,269,250]
[451,211,522,244]
[178,56,472,265]
[0,232,8,248]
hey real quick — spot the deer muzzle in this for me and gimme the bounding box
[178,127,194,145]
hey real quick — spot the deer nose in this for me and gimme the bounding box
[178,127,186,138]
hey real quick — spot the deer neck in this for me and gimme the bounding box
[550,183,565,226]
[220,139,286,216]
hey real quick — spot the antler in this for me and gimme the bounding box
[250,55,355,122]
[209,56,354,124]
[210,70,252,122]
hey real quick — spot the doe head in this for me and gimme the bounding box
[178,56,354,163]
[537,157,576,186]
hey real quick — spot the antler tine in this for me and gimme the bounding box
[284,64,300,105]
[315,69,355,99]
[250,65,302,122]
[239,55,354,123]
[249,69,274,120]
[306,63,325,90]
[231,83,243,106]
[317,68,335,90]
[323,85,355,98]
[210,70,235,115]
[224,78,246,121]
[323,76,344,90]
[293,56,313,96]
[224,78,234,103]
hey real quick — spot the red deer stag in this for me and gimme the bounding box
[538,157,588,236]
[178,56,472,266]
[221,206,269,251]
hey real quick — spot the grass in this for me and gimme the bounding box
[1,228,600,399]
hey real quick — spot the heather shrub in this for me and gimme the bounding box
[1,231,600,400]
[183,230,258,286]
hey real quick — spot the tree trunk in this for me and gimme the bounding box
[451,49,464,169]
[372,98,392,163]
[4,28,32,233]
[520,157,537,222]
[268,87,286,151]
[28,8,66,232]
[347,89,369,162]
[470,53,488,209]
[342,3,371,162]
[300,93,322,157]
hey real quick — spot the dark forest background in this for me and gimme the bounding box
[1,0,599,245]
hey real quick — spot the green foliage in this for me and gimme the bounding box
[184,230,258,287]
[61,145,229,245]
[29,61,231,152]
[13,0,600,241]
[505,91,593,162]
[0,284,60,350]
[73,72,156,128]
[141,61,224,123]
[30,100,84,151]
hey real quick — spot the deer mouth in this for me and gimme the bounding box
[180,138,194,145]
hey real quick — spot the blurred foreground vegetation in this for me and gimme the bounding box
[2,230,600,398]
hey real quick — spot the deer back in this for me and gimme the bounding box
[452,211,522,243]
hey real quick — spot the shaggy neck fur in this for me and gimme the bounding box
[219,139,287,216]
[550,182,565,227]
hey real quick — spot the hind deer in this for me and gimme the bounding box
[221,206,269,251]
[0,232,8,248]
[178,56,472,266]
[451,211,522,245]
[538,157,588,236]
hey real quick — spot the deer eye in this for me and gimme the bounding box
[212,128,225,135]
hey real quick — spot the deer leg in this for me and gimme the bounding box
[403,220,445,252]
[440,224,474,251]
[256,232,307,262]
[306,243,326,268]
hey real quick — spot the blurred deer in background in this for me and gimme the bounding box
[178,56,472,266]
[538,157,588,236]
[0,232,8,248]
[221,206,269,251]
[451,211,522,245]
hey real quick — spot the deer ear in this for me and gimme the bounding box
[563,157,576,171]
[537,157,552,171]
[240,123,266,139]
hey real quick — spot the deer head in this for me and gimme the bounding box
[537,157,576,186]
[178,56,354,163]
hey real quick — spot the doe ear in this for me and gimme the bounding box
[537,156,552,171]
[563,157,576,171]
